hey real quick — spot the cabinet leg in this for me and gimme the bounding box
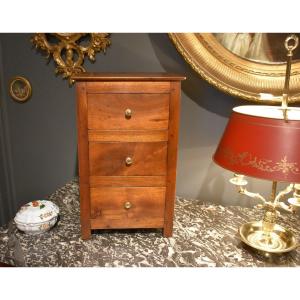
[81,223,91,240]
[163,224,173,238]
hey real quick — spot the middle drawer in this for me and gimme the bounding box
[89,142,168,176]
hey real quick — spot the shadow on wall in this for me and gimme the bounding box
[198,161,225,205]
[202,162,254,206]
[148,33,248,202]
[148,33,282,206]
[148,33,246,117]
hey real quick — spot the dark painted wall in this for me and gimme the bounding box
[0,33,274,226]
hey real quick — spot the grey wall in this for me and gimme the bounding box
[0,33,283,226]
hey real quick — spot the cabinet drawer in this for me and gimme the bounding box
[87,93,169,130]
[90,187,166,229]
[89,142,167,176]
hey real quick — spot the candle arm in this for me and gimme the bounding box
[238,186,266,204]
[274,183,294,206]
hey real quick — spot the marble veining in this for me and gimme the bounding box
[0,179,300,267]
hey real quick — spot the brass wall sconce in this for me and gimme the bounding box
[31,33,111,85]
[213,35,300,254]
[9,76,32,103]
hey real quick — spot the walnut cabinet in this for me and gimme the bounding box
[73,73,185,239]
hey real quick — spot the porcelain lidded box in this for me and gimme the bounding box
[14,200,59,234]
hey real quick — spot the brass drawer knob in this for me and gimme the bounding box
[124,201,132,209]
[125,157,133,166]
[125,108,132,119]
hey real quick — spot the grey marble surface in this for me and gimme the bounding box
[1,179,300,267]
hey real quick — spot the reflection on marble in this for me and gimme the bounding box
[0,179,300,267]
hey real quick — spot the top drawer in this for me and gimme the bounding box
[87,94,169,130]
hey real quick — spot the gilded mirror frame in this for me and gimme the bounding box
[169,33,300,103]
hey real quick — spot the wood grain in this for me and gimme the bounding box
[90,187,166,229]
[90,217,164,229]
[86,82,171,93]
[90,176,166,187]
[163,81,181,237]
[89,142,167,176]
[72,72,186,81]
[76,82,91,240]
[87,93,169,130]
[88,130,168,142]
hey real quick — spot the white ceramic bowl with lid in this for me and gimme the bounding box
[14,200,59,234]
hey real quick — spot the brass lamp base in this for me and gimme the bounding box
[288,197,300,207]
[239,221,298,254]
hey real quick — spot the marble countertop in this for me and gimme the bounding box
[1,179,300,267]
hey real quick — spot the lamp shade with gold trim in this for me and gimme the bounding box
[213,106,300,183]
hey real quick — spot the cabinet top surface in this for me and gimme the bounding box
[72,72,186,82]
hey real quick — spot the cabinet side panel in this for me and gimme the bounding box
[164,81,181,237]
[76,82,91,239]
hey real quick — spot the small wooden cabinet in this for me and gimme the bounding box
[73,73,185,239]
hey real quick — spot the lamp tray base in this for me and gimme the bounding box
[239,221,298,254]
[288,197,300,207]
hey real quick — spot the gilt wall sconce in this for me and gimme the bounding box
[31,33,111,85]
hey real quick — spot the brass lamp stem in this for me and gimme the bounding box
[270,181,277,202]
[282,34,299,120]
[262,181,278,232]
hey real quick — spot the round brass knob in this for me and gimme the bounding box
[125,157,133,166]
[124,201,132,209]
[125,108,132,119]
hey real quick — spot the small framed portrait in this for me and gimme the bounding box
[9,76,32,103]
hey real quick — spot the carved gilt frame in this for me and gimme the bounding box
[31,33,111,85]
[169,33,300,103]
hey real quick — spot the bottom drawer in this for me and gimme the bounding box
[90,187,166,229]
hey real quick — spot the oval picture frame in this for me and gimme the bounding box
[9,76,32,103]
[169,33,300,103]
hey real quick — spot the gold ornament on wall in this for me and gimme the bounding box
[31,33,111,84]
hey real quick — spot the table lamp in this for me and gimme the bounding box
[213,34,300,254]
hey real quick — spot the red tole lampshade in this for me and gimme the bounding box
[213,105,300,183]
